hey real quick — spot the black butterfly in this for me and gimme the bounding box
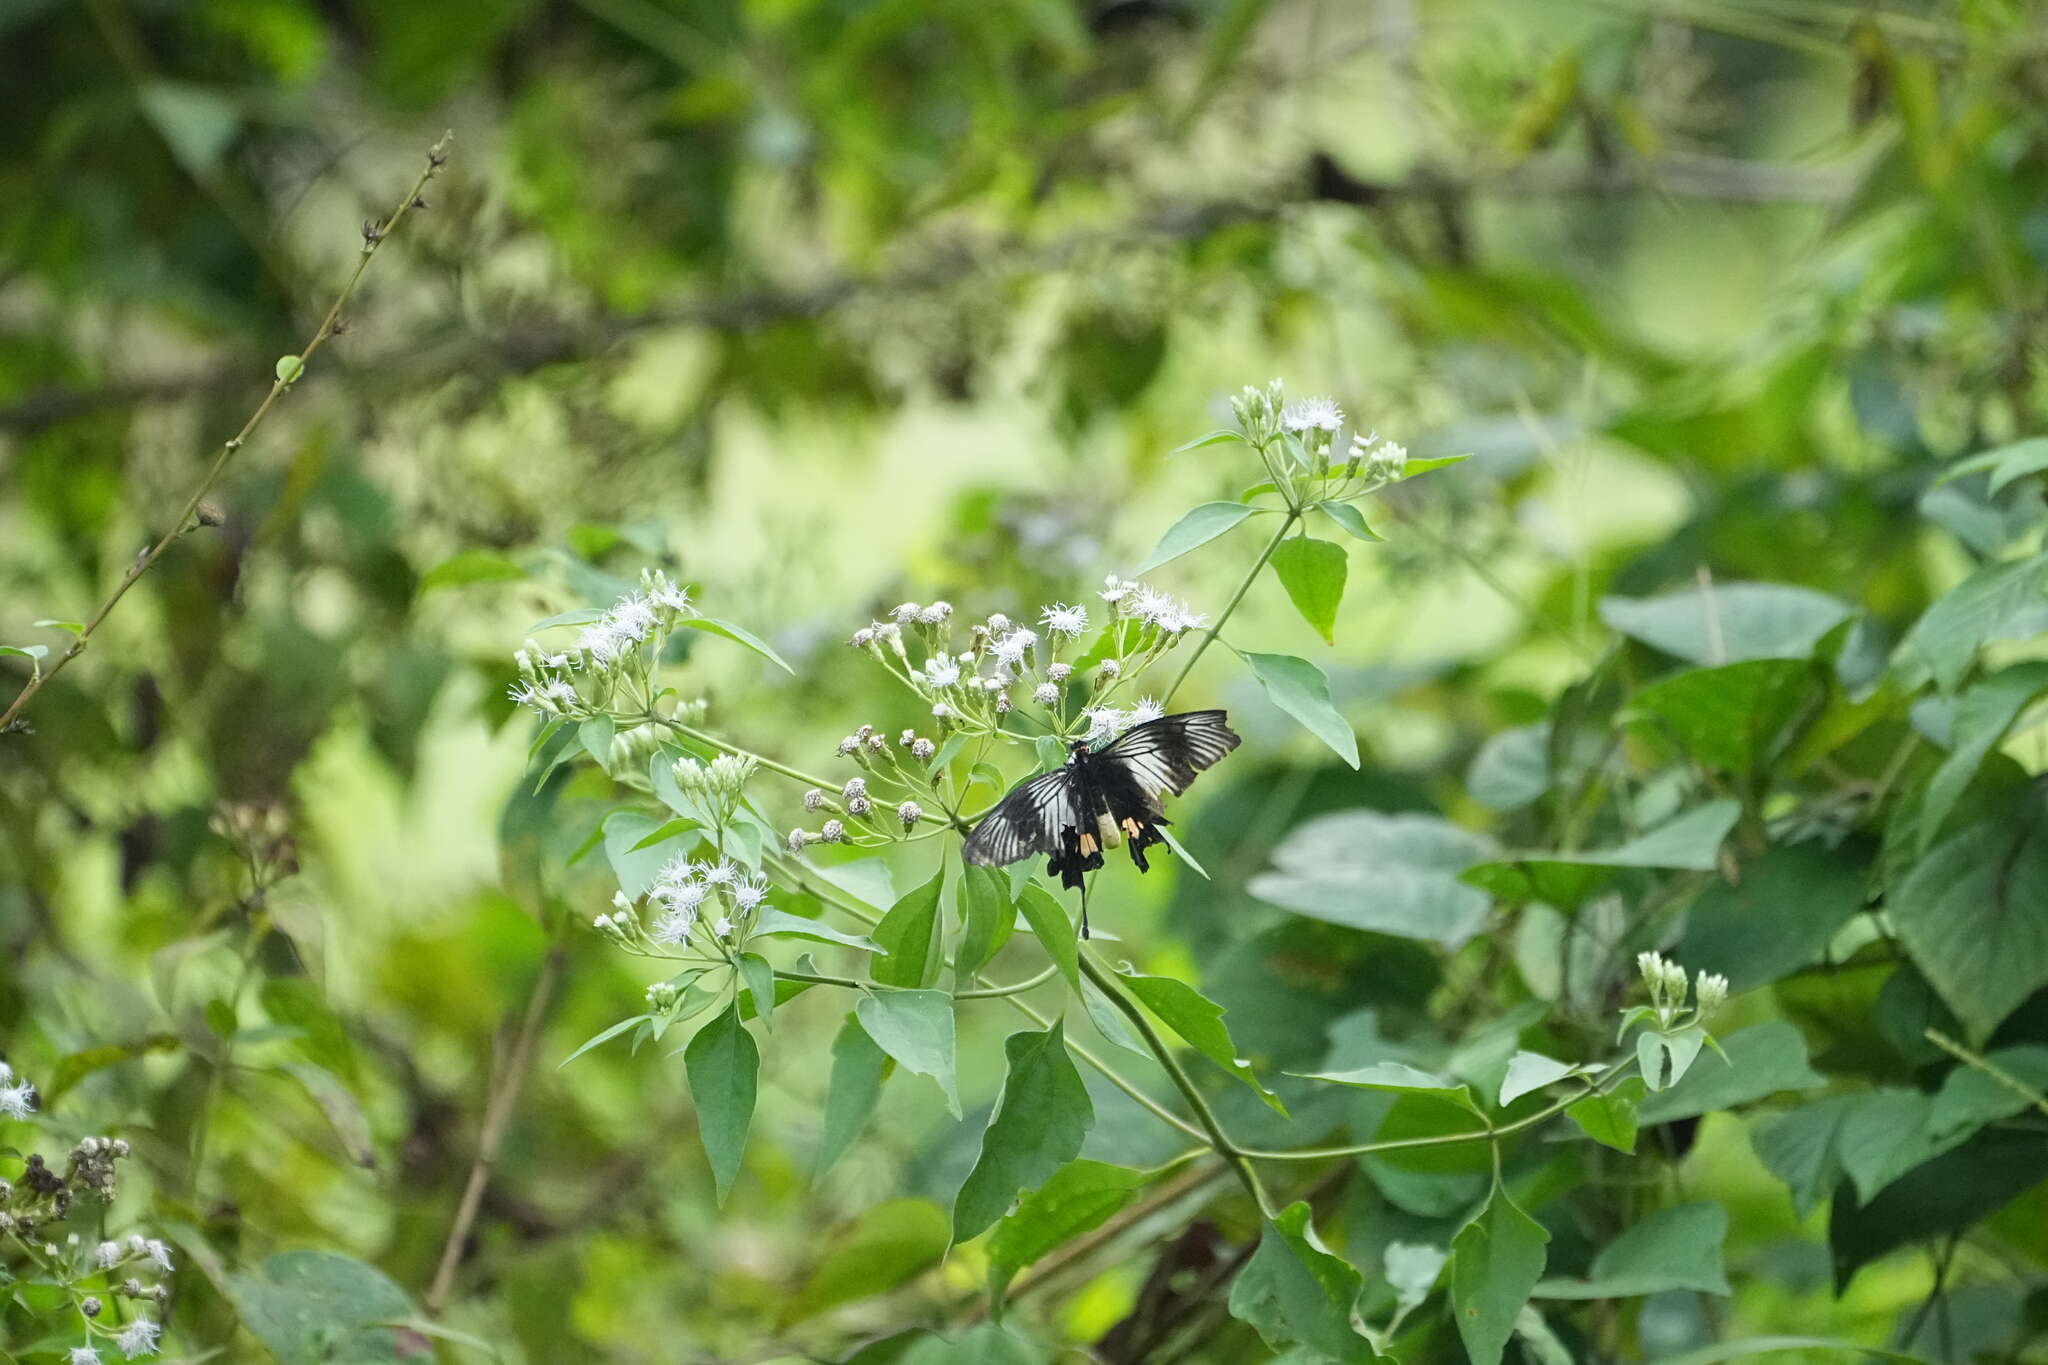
[963,710,1241,916]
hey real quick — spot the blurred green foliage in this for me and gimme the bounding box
[7,0,2048,1362]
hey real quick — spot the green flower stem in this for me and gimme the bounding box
[1235,1058,1637,1162]
[1076,945,1275,1219]
[956,963,1061,999]
[0,132,452,736]
[660,718,958,828]
[1160,510,1298,708]
[1925,1027,2048,1119]
[764,854,1207,1142]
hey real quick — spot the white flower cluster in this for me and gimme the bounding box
[0,1060,36,1120]
[596,855,770,954]
[1635,950,1729,1029]
[1220,378,1410,509]
[508,570,697,718]
[94,1235,173,1276]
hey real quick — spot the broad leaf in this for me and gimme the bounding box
[1900,553,2048,692]
[783,1199,950,1326]
[856,989,961,1119]
[1318,500,1381,541]
[953,1023,1093,1242]
[1118,969,1286,1113]
[1534,1203,1730,1298]
[1015,884,1080,994]
[1566,1081,1643,1154]
[987,1160,1150,1311]
[1245,651,1359,767]
[751,907,884,954]
[678,615,796,674]
[1295,1061,1483,1117]
[224,1251,414,1365]
[1449,1187,1550,1365]
[1250,810,1493,946]
[1228,1202,1381,1363]
[1599,582,1853,664]
[1466,722,1551,810]
[1935,435,2048,493]
[1461,799,1739,910]
[684,1001,759,1204]
[1679,840,1866,992]
[1635,1021,1824,1124]
[871,870,946,989]
[1499,1051,1578,1106]
[1891,816,2048,1042]
[1268,535,1348,643]
[1136,500,1259,572]
[1917,662,2048,854]
[957,865,1015,978]
[1624,658,1815,773]
[816,1014,891,1181]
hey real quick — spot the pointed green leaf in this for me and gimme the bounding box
[987,1160,1151,1312]
[1228,1201,1381,1363]
[1500,1052,1578,1106]
[1245,651,1358,767]
[1136,501,1259,573]
[1296,1061,1483,1117]
[751,908,884,954]
[1171,429,1247,454]
[953,1022,1093,1242]
[816,1014,892,1181]
[856,989,960,1119]
[1398,453,1471,480]
[678,615,796,674]
[1118,969,1286,1113]
[1318,500,1381,541]
[1268,535,1348,643]
[1566,1081,1643,1153]
[1449,1187,1550,1365]
[957,865,1016,978]
[1917,662,2048,854]
[578,715,615,772]
[1015,884,1079,995]
[1892,816,2048,1043]
[738,953,777,1028]
[871,870,945,989]
[684,1001,758,1204]
[1533,1203,1729,1299]
[783,1198,951,1327]
[419,550,528,593]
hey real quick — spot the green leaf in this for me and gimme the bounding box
[1599,582,1853,664]
[1830,1128,2048,1288]
[871,870,946,989]
[602,809,692,897]
[1936,435,2048,493]
[274,353,304,384]
[1650,1338,1931,1365]
[1398,452,1471,480]
[1014,884,1079,995]
[31,619,84,635]
[1635,1020,1825,1124]
[1118,969,1286,1114]
[1566,1081,1643,1154]
[419,549,528,592]
[39,1034,180,1105]
[677,615,796,675]
[578,715,615,771]
[750,907,884,953]
[987,1160,1150,1312]
[1928,1044,2048,1134]
[1900,553,2048,692]
[957,865,1015,978]
[816,1014,891,1181]
[1318,500,1381,541]
[1449,1187,1550,1365]
[1250,810,1493,945]
[1917,662,2048,854]
[1751,1093,1860,1218]
[1461,799,1740,910]
[953,1022,1093,1242]
[1533,1203,1730,1299]
[1466,722,1550,810]
[783,1198,951,1326]
[1679,841,1867,992]
[856,989,961,1119]
[1637,1025,1708,1092]
[1891,816,2048,1043]
[1268,535,1348,643]
[1136,500,1259,573]
[738,953,777,1028]
[224,1251,414,1365]
[1227,1202,1381,1363]
[1171,428,1247,454]
[1624,658,1816,773]
[559,1014,653,1069]
[1295,1060,1484,1118]
[684,1001,759,1205]
[273,1063,377,1169]
[1245,651,1358,767]
[1499,1051,1578,1106]
[1,643,48,662]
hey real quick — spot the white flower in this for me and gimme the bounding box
[891,602,921,625]
[1695,971,1730,1018]
[114,1318,159,1359]
[0,1080,36,1120]
[1353,433,1408,482]
[508,681,544,712]
[542,680,578,709]
[701,859,739,887]
[731,880,768,913]
[646,575,692,613]
[605,596,656,643]
[911,738,935,761]
[821,819,846,842]
[803,788,824,811]
[919,601,953,625]
[576,621,628,665]
[1128,696,1164,726]
[1097,658,1122,681]
[651,907,696,945]
[924,656,961,689]
[1033,682,1059,706]
[142,1240,172,1274]
[1046,662,1072,682]
[1133,588,1177,628]
[897,800,923,828]
[842,777,867,801]
[993,629,1037,666]
[848,627,875,648]
[1039,602,1088,638]
[1083,708,1126,743]
[611,890,633,912]
[1099,574,1137,605]
[712,916,734,939]
[71,1349,102,1365]
[1281,396,1344,433]
[95,1240,124,1269]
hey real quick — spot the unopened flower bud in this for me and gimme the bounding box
[821,819,846,843]
[1033,683,1059,706]
[911,738,935,761]
[897,801,923,828]
[803,788,824,811]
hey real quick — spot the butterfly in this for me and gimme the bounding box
[962,710,1241,927]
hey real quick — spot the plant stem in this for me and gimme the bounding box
[1925,1027,2048,1119]
[1160,511,1297,708]
[660,719,954,827]
[0,132,452,735]
[1076,946,1274,1218]
[425,938,566,1317]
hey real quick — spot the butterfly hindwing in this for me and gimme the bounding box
[1101,709,1241,798]
[961,765,1078,867]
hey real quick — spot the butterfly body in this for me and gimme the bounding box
[963,711,1240,902]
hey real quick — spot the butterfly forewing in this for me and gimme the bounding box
[961,765,1079,867]
[1102,710,1241,797]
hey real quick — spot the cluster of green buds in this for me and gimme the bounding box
[671,752,758,829]
[1622,951,1730,1091]
[1211,378,1411,520]
[508,569,699,720]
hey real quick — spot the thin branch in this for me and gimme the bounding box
[425,940,565,1317]
[0,132,453,734]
